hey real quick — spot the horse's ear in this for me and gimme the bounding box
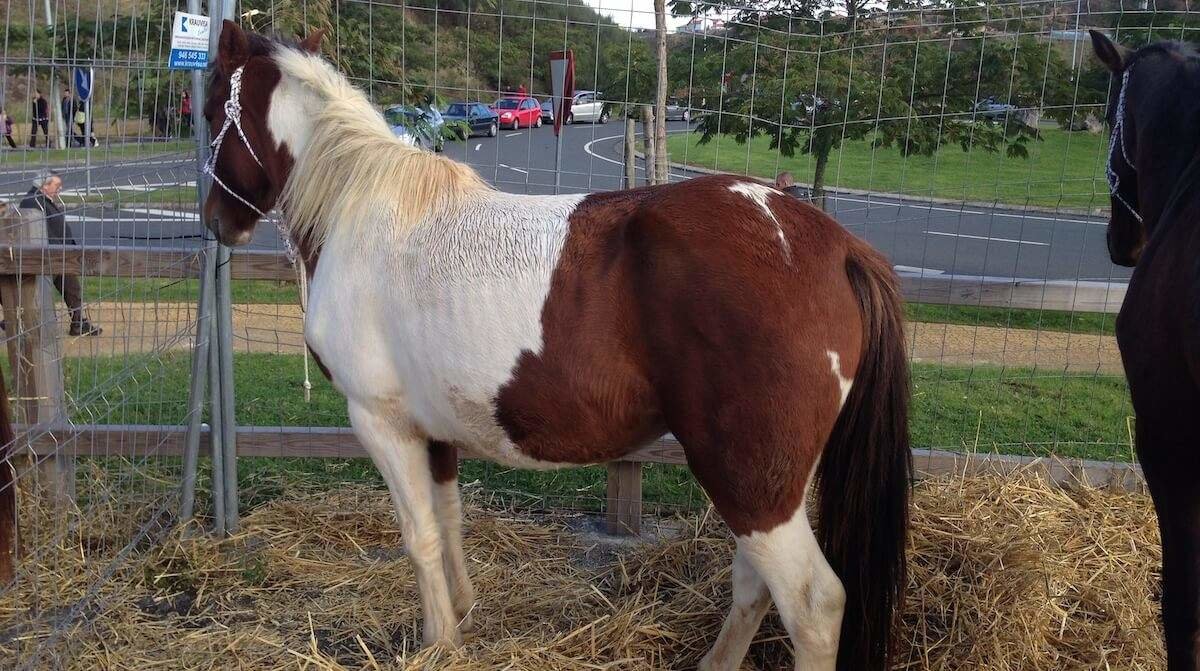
[217,20,250,75]
[1090,29,1128,74]
[299,28,326,55]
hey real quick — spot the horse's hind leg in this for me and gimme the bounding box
[348,402,460,647]
[698,547,771,670]
[739,503,845,671]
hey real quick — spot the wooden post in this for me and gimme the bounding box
[3,208,71,505]
[641,105,656,186]
[605,460,642,535]
[624,116,637,189]
[653,0,669,184]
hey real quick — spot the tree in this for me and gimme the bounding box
[674,0,1099,207]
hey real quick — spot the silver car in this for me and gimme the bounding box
[564,90,609,124]
[664,99,694,122]
[383,104,445,152]
[540,98,555,123]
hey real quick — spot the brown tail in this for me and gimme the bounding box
[0,367,15,584]
[816,242,912,671]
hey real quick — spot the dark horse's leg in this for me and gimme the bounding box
[1140,422,1200,671]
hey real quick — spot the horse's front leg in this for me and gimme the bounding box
[428,441,476,631]
[349,402,460,647]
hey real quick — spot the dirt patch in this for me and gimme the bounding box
[51,300,1125,373]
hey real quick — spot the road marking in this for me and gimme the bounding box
[924,230,1049,246]
[580,131,697,181]
[474,143,481,151]
[894,264,945,276]
[109,207,199,220]
[504,132,522,137]
[498,163,528,174]
[581,130,1109,227]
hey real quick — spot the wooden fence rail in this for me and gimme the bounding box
[0,243,1133,535]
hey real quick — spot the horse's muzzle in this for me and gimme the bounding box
[203,198,255,247]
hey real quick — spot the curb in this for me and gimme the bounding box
[626,143,1109,219]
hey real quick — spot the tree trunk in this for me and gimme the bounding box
[812,145,830,212]
[653,0,669,184]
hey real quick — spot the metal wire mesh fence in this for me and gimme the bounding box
[0,0,1185,664]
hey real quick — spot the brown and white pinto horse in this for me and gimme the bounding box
[203,22,911,671]
[1091,31,1200,671]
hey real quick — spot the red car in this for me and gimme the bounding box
[492,96,543,130]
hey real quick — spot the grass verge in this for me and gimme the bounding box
[0,140,192,167]
[665,127,1110,210]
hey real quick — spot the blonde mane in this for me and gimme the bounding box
[273,47,489,249]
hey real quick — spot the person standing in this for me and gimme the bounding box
[59,87,72,136]
[19,170,102,336]
[73,101,87,147]
[0,110,14,149]
[180,91,192,134]
[29,90,49,147]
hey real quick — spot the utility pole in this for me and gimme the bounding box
[42,0,67,149]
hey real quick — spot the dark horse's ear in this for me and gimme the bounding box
[217,19,250,75]
[1090,29,1128,74]
[299,28,326,54]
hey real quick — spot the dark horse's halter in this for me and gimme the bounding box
[1107,68,1143,224]
[202,66,269,218]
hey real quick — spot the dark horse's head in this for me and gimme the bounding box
[1090,31,1200,267]
[202,21,324,246]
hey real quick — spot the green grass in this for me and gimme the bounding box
[906,303,1114,336]
[0,140,192,166]
[666,127,1111,210]
[64,350,1134,510]
[83,277,299,305]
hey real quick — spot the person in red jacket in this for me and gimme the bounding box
[181,91,192,133]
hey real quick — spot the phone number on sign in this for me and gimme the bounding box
[173,50,205,61]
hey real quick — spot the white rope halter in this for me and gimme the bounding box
[1106,68,1143,224]
[201,65,300,263]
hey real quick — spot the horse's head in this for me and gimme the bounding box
[1090,30,1200,267]
[203,21,324,246]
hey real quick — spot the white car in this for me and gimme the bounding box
[564,90,609,124]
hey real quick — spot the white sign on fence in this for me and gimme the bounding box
[169,12,210,70]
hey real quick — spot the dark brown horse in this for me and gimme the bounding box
[202,22,911,670]
[1092,30,1200,670]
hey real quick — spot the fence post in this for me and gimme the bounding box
[641,105,656,186]
[624,116,636,189]
[1,208,71,506]
[605,460,642,535]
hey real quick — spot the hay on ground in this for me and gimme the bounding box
[0,473,1163,669]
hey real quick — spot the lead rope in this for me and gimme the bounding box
[272,219,311,402]
[207,65,311,402]
[1107,68,1143,224]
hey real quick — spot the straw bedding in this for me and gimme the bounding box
[0,473,1164,670]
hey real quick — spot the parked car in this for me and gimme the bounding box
[540,98,555,124]
[564,90,609,124]
[664,98,694,122]
[383,104,444,151]
[441,102,499,138]
[974,97,1017,120]
[492,96,542,130]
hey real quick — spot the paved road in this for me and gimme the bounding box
[0,123,1132,285]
